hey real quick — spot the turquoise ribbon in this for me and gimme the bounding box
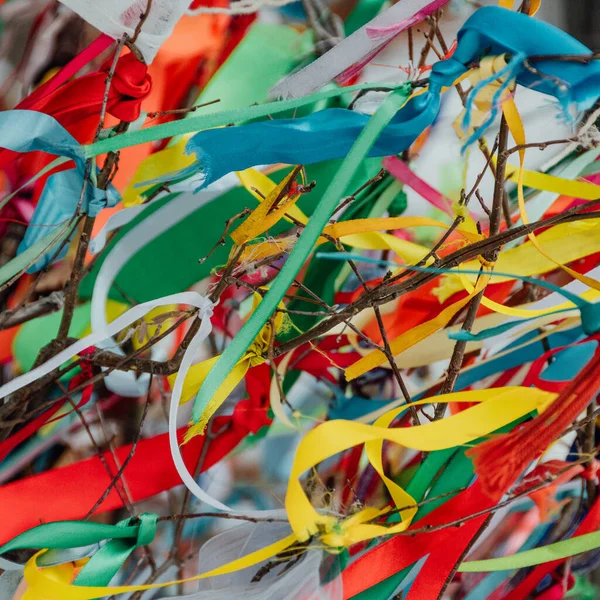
[0,110,116,271]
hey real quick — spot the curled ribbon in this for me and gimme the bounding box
[11,387,554,598]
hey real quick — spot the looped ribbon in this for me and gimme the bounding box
[10,387,557,599]
[286,387,555,544]
[171,292,286,441]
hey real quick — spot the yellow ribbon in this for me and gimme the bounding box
[236,167,309,225]
[345,267,491,381]
[286,386,554,544]
[497,0,541,15]
[239,215,483,265]
[20,387,554,599]
[122,138,193,207]
[432,216,600,313]
[502,97,600,293]
[231,166,304,245]
[169,292,287,440]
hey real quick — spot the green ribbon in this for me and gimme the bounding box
[83,82,409,159]
[458,530,600,573]
[190,88,410,425]
[0,514,157,586]
[355,419,530,599]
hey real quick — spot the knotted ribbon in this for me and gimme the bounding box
[0,513,158,589]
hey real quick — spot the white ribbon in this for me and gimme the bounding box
[90,189,224,397]
[269,0,448,99]
[58,0,193,63]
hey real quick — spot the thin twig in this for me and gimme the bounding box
[84,373,154,518]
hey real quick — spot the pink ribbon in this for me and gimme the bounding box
[384,155,454,216]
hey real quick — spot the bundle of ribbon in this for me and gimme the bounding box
[1,0,600,599]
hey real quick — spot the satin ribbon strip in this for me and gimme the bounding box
[83,81,409,158]
[88,181,236,397]
[383,155,455,217]
[173,292,286,441]
[13,387,552,598]
[269,0,450,99]
[18,34,114,110]
[459,523,600,573]
[503,97,600,297]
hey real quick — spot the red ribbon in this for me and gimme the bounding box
[0,364,271,545]
[0,348,96,464]
[32,52,152,125]
[342,481,495,599]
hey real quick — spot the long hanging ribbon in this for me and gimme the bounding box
[83,81,408,159]
[88,180,237,397]
[0,290,213,459]
[459,500,600,574]
[430,216,600,307]
[285,386,554,544]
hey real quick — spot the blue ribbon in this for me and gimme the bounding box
[0,110,119,271]
[166,6,600,190]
